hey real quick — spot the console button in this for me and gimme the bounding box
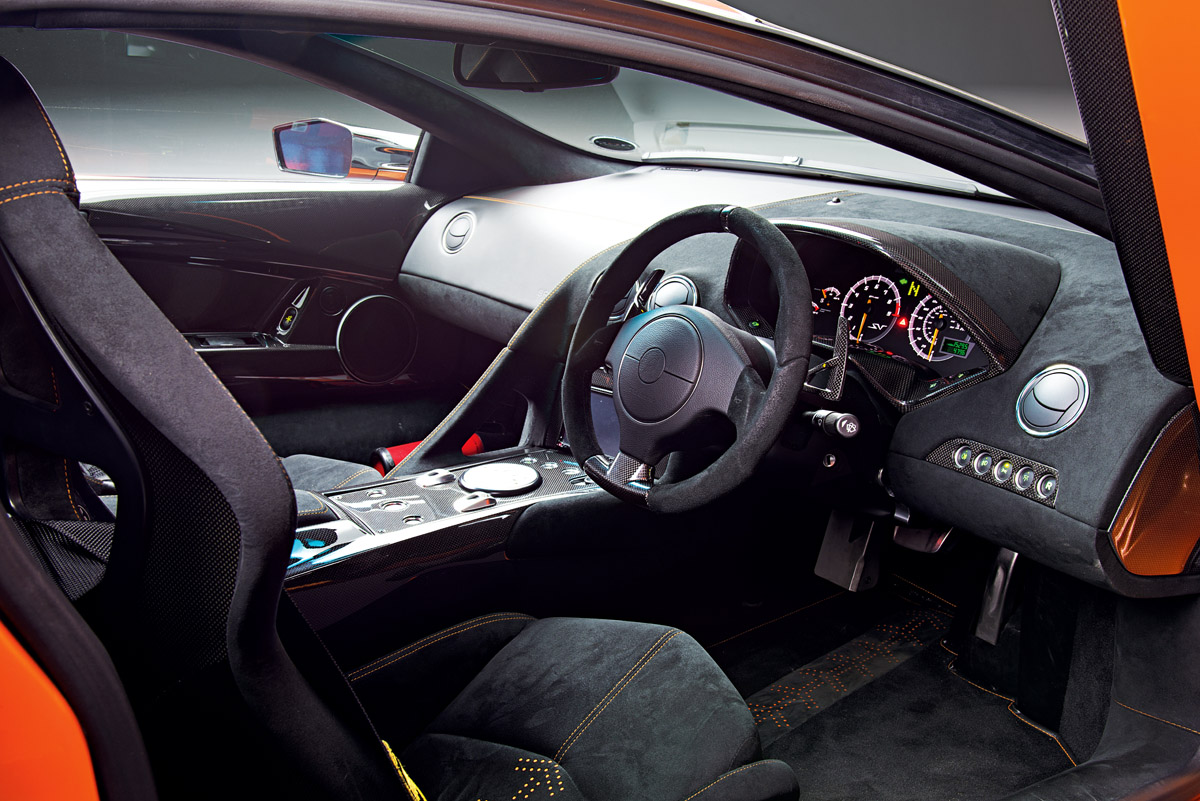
[459,463,541,496]
[379,500,408,511]
[973,453,993,475]
[416,469,456,488]
[953,446,974,469]
[453,492,496,513]
[1014,467,1036,491]
[992,459,1014,483]
[277,305,299,334]
[1036,474,1058,500]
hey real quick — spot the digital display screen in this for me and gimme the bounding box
[940,338,971,358]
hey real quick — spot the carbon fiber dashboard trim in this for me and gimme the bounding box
[926,438,1059,508]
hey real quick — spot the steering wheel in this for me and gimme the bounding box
[562,204,813,513]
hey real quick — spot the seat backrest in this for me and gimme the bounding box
[0,56,406,800]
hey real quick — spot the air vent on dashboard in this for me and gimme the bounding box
[442,212,475,253]
[649,275,698,309]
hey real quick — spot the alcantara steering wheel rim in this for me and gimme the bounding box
[561,204,813,513]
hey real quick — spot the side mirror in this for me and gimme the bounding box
[273,119,418,181]
[452,44,618,91]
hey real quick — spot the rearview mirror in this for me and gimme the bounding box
[453,44,618,91]
[273,119,418,181]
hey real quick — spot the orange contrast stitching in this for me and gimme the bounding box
[0,178,66,194]
[680,763,761,801]
[555,628,676,758]
[1115,701,1200,737]
[943,652,1076,766]
[349,614,533,681]
[62,458,83,521]
[48,365,61,407]
[332,467,376,489]
[34,103,72,180]
[556,630,681,760]
[351,612,529,674]
[0,190,62,208]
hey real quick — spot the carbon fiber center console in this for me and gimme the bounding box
[286,449,597,581]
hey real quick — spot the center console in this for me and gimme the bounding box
[286,448,598,585]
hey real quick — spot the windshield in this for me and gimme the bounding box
[357,37,990,194]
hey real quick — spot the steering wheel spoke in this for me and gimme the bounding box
[582,451,653,505]
[726,365,769,437]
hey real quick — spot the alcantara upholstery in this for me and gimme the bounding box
[0,55,798,801]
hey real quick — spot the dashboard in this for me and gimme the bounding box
[393,166,1194,596]
[80,163,1197,597]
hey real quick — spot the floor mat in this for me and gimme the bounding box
[762,644,1076,801]
[747,606,950,749]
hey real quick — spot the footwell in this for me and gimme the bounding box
[746,607,950,748]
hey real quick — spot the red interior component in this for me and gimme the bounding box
[372,434,485,475]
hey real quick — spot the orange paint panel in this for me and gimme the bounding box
[0,621,99,800]
[1110,407,1200,576]
[1118,0,1200,371]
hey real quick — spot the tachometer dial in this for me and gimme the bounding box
[839,275,901,344]
[908,295,973,362]
[811,286,841,316]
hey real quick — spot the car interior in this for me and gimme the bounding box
[1,5,1199,801]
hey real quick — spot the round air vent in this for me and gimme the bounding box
[442,211,475,253]
[1015,364,1089,437]
[649,275,699,309]
[336,295,418,385]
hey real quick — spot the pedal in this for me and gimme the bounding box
[815,508,886,592]
[893,524,953,553]
[974,547,1020,645]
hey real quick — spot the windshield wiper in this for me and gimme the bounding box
[641,150,1002,197]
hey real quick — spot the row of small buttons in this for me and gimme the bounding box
[520,455,583,478]
[953,445,1057,500]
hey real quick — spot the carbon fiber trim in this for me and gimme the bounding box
[926,439,1060,508]
[583,454,650,506]
[590,365,614,392]
[1055,0,1190,385]
[329,449,586,535]
[11,518,112,600]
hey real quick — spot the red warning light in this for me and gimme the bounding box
[898,317,908,327]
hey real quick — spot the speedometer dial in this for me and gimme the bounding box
[839,275,901,344]
[908,295,973,362]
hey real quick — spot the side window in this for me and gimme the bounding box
[0,29,421,182]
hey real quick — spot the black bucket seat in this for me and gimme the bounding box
[0,56,797,801]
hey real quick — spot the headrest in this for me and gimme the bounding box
[0,56,77,207]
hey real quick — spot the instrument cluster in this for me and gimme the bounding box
[728,228,992,383]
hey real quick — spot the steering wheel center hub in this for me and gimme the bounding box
[637,348,667,383]
[617,314,703,423]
